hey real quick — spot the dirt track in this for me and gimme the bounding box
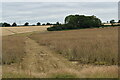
[1,26,50,36]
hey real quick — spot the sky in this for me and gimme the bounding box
[1,0,119,2]
[1,2,118,25]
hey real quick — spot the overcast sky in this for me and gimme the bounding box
[2,2,118,25]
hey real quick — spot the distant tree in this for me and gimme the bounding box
[2,22,11,27]
[32,24,35,26]
[42,24,45,25]
[24,22,29,26]
[107,21,109,23]
[118,20,120,23]
[37,22,41,26]
[12,22,17,26]
[46,23,51,25]
[56,22,60,25]
[110,20,115,26]
[47,14,102,31]
[0,23,3,27]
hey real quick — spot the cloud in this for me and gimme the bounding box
[2,2,118,24]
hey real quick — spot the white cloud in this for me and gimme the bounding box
[2,2,118,24]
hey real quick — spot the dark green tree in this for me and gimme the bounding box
[110,20,115,26]
[42,23,45,25]
[46,23,51,25]
[37,22,41,26]
[2,23,11,27]
[64,15,101,29]
[24,22,29,26]
[56,22,60,25]
[12,22,17,26]
[47,14,102,31]
[118,20,120,23]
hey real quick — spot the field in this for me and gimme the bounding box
[30,27,118,65]
[2,26,119,78]
[2,26,50,36]
[2,35,26,64]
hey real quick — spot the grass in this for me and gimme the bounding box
[2,35,26,64]
[78,65,118,78]
[29,27,118,65]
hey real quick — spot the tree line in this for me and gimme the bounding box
[1,22,56,27]
[47,14,120,31]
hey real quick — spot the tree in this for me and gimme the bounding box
[64,14,101,29]
[12,22,17,26]
[32,24,35,26]
[24,22,29,26]
[47,14,102,31]
[118,20,120,23]
[110,20,115,26]
[2,22,11,27]
[0,23,3,27]
[37,22,41,26]
[56,22,60,25]
[107,21,109,23]
[46,23,51,25]
[42,24,45,25]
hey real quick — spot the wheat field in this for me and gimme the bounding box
[2,26,119,78]
[30,27,118,65]
[2,26,50,36]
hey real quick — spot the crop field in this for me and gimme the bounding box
[2,35,26,65]
[2,26,119,78]
[30,27,118,65]
[2,26,50,36]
